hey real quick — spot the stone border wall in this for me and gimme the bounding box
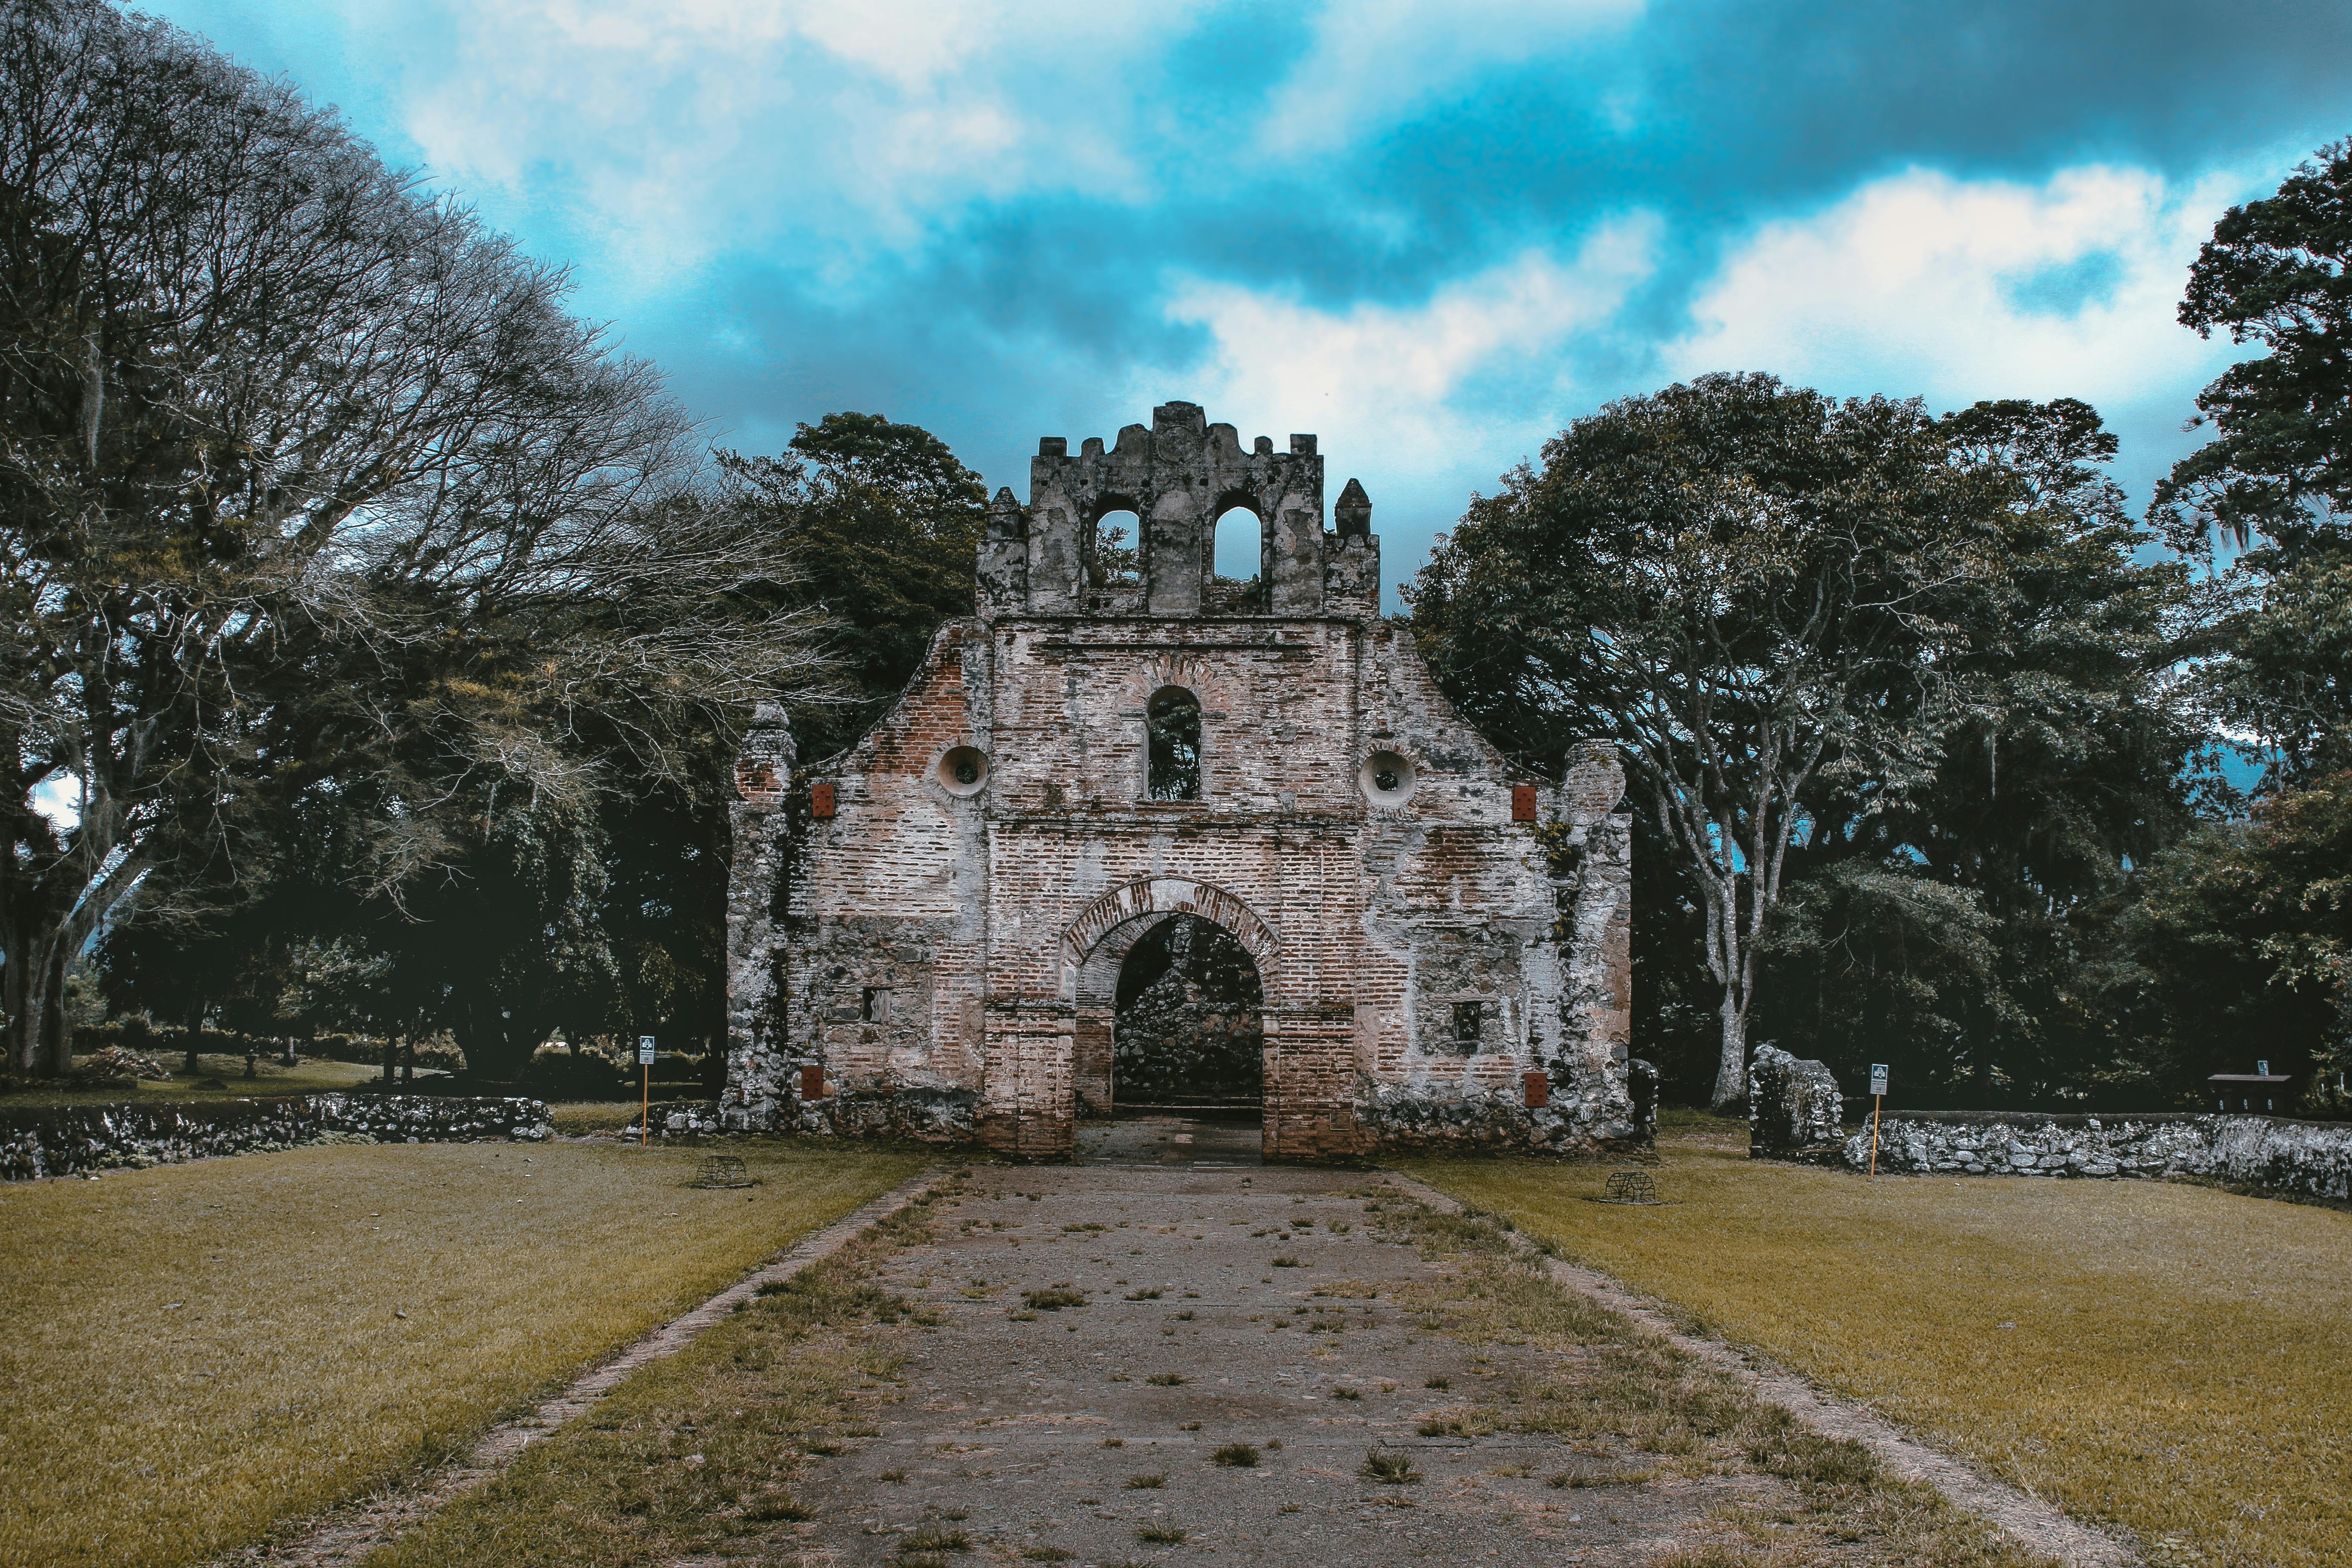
[0,1094,550,1181]
[1831,1109,2352,1201]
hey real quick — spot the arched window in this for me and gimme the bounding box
[1146,686,1202,801]
[1092,508,1141,605]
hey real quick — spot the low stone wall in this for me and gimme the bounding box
[1835,1110,2352,1201]
[0,1093,550,1181]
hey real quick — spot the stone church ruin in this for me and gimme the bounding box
[723,401,1641,1161]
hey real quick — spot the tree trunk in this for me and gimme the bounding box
[382,1031,399,1083]
[1,927,69,1078]
[38,943,72,1076]
[184,998,205,1077]
[1712,988,1748,1111]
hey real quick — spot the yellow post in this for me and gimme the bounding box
[640,1061,649,1148]
[1868,1094,1882,1178]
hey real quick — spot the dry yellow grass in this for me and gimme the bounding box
[1407,1118,2352,1568]
[548,1100,646,1133]
[0,1138,926,1568]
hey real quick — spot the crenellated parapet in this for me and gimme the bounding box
[984,400,1380,619]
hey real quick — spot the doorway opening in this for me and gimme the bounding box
[1112,914,1263,1110]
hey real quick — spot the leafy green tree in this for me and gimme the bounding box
[1408,373,1997,1107]
[0,0,726,1074]
[6,3,833,1077]
[715,412,986,760]
[2155,140,2352,779]
[2106,772,2352,1110]
[1757,861,2003,1090]
[1774,399,2206,1104]
[2157,140,2352,563]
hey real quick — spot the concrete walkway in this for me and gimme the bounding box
[787,1113,1781,1565]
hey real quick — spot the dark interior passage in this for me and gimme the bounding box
[1112,914,1263,1106]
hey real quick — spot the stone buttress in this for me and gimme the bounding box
[724,402,1640,1160]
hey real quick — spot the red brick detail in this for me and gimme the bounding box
[1523,1070,1550,1109]
[810,781,836,819]
[735,760,780,804]
[801,1063,826,1100]
[1511,784,1537,822]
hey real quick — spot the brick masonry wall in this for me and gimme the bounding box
[1,1094,550,1180]
[724,403,1639,1161]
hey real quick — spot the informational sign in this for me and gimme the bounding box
[638,1035,656,1066]
[1869,1063,1889,1097]
[2257,1059,2270,1077]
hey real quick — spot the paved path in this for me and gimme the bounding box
[787,1114,1777,1565]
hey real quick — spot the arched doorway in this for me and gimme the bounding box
[1112,914,1263,1109]
[1061,876,1280,1159]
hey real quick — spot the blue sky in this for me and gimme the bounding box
[147,0,2352,603]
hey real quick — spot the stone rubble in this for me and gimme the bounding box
[1746,1044,1845,1159]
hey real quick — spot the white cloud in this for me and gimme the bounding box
[374,0,1182,283]
[1258,0,1645,155]
[1160,217,1659,475]
[1665,163,2248,421]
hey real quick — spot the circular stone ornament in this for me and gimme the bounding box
[937,745,990,796]
[1359,749,1417,806]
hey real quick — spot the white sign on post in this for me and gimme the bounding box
[1869,1063,1889,1097]
[638,1035,656,1066]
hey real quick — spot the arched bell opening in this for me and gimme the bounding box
[1209,503,1265,612]
[1089,506,1142,610]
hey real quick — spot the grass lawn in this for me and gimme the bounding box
[0,1052,423,1107]
[1406,1114,2352,1568]
[0,1137,928,1568]
[550,1101,653,1133]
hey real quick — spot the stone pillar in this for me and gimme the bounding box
[1144,403,1210,615]
[1267,435,1325,614]
[980,1001,1077,1160]
[721,704,794,1130]
[1026,439,1085,612]
[976,486,1028,614]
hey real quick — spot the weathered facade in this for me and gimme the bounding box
[723,401,1639,1161]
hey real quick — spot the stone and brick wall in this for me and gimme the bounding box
[725,401,1639,1161]
[1,1094,550,1180]
[1837,1110,2352,1201]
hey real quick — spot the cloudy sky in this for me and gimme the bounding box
[150,0,2352,602]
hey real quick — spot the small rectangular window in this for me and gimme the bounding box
[861,987,890,1023]
[1452,1001,1484,1049]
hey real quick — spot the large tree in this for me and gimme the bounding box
[2105,772,2352,1110]
[2,1,826,1074]
[1767,400,2205,1104]
[2154,138,2352,780]
[715,412,987,760]
[1408,373,2000,1107]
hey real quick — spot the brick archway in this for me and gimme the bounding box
[1057,877,1279,1001]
